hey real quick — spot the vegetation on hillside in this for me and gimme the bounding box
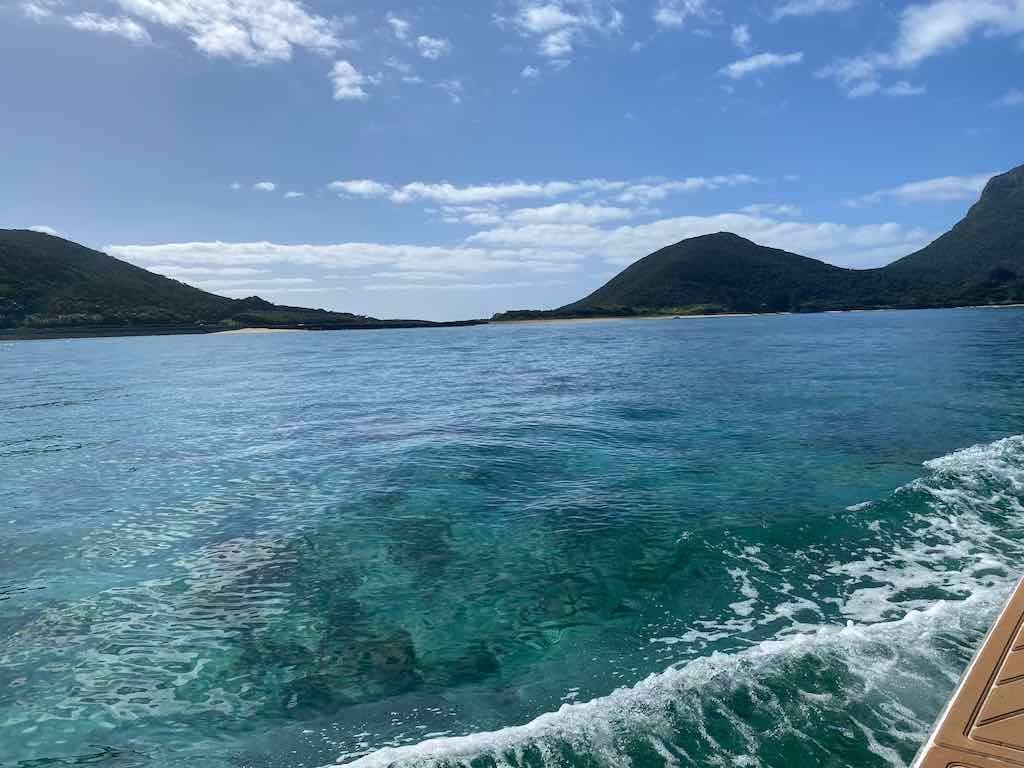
[0,230,479,337]
[4,164,1022,337]
[495,164,1024,320]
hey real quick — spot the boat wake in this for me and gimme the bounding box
[333,436,1024,768]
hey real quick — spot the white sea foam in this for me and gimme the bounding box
[333,436,1024,768]
[336,593,1004,768]
[726,568,759,617]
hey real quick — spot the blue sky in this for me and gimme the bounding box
[3,0,1022,320]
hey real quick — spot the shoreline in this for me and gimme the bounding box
[964,302,1024,310]
[214,327,307,335]
[491,302,1024,327]
[0,319,486,342]
[494,312,764,326]
[3,304,1023,342]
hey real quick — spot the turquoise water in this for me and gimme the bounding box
[3,308,1024,768]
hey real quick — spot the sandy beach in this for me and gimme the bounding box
[494,303,1024,327]
[214,327,307,335]
[494,312,764,326]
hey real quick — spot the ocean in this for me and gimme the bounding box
[2,307,1024,768]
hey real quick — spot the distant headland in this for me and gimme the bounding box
[493,164,1024,321]
[0,229,484,340]
[3,164,1021,340]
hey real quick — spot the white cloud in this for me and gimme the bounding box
[514,3,577,33]
[229,181,243,190]
[28,224,61,236]
[66,12,151,43]
[383,56,412,73]
[883,80,927,96]
[993,87,1024,107]
[416,34,451,59]
[435,206,506,226]
[205,285,328,298]
[818,57,881,97]
[149,266,269,277]
[772,0,857,20]
[455,211,505,226]
[508,0,624,60]
[504,202,637,225]
[112,0,343,63]
[434,78,465,103]
[385,11,411,41]
[522,64,541,78]
[111,242,393,269]
[368,270,467,282]
[721,51,803,79]
[324,174,758,206]
[731,24,752,51]
[819,0,1024,97]
[328,179,394,197]
[439,202,638,228]
[467,212,932,269]
[653,0,711,29]
[893,0,1024,67]
[330,60,373,101]
[383,57,424,84]
[107,181,943,297]
[194,276,317,292]
[846,173,993,206]
[741,203,801,217]
[363,280,545,292]
[390,180,580,204]
[384,13,451,64]
[284,191,305,198]
[838,77,926,98]
[614,174,759,203]
[21,1,56,21]
[253,181,276,191]
[22,1,152,45]
[108,240,584,275]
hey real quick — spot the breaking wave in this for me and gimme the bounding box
[333,436,1024,768]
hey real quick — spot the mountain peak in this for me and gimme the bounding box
[0,231,471,337]
[687,232,751,245]
[493,162,1024,320]
[233,296,275,311]
[665,231,759,252]
[979,164,1024,205]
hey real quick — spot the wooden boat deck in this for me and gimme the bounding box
[914,579,1024,767]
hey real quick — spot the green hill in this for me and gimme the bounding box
[495,164,1024,320]
[882,164,1024,304]
[0,229,235,327]
[5,163,1022,338]
[558,233,869,315]
[0,230,478,338]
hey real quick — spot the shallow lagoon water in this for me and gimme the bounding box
[2,308,1024,768]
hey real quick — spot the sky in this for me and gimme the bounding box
[2,0,1022,320]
